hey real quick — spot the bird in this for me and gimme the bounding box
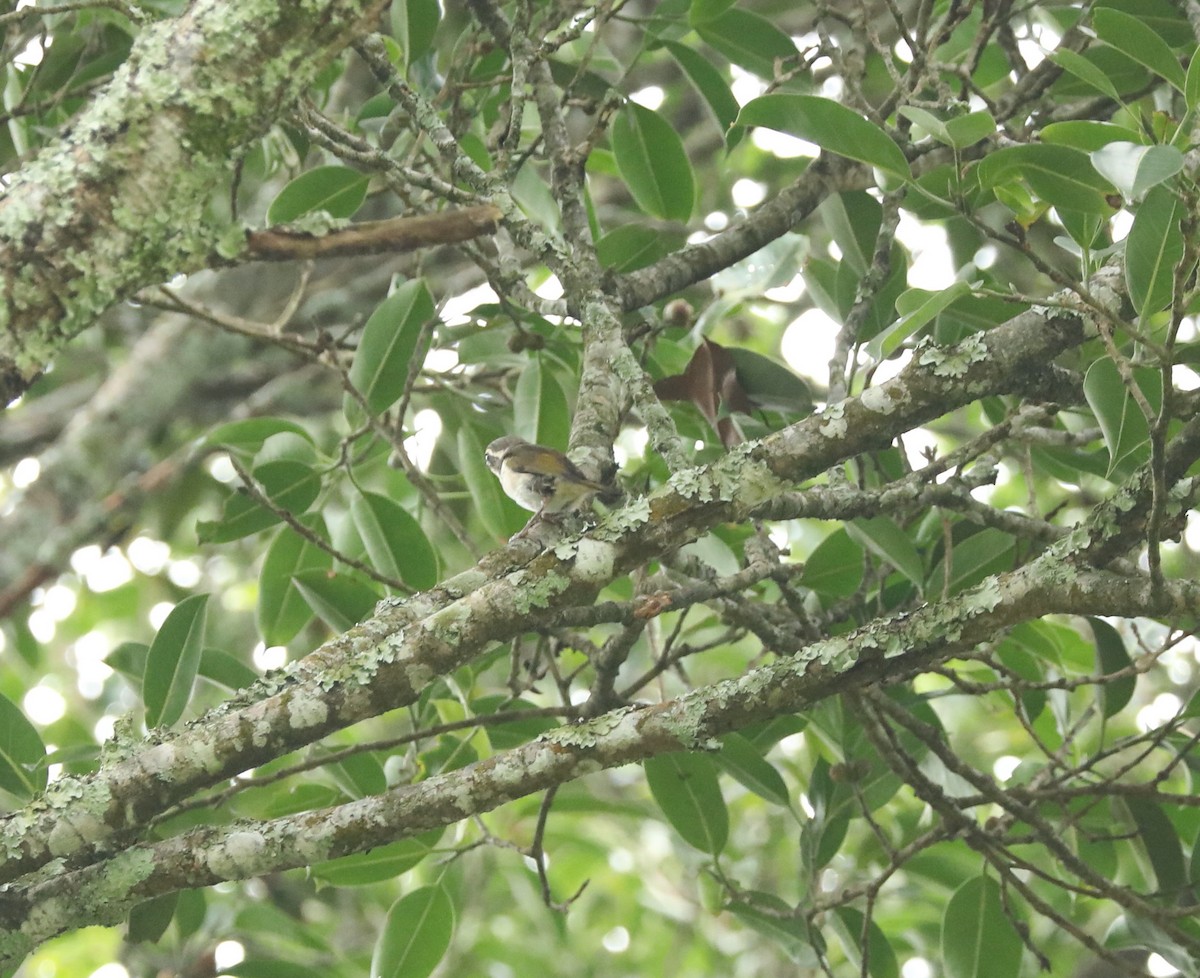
[484,436,620,518]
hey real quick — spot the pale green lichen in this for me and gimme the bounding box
[860,384,897,415]
[205,829,268,879]
[819,401,848,438]
[286,693,329,731]
[555,538,616,582]
[511,570,572,612]
[917,334,988,378]
[595,495,651,540]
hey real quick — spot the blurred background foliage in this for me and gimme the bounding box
[3,0,1200,976]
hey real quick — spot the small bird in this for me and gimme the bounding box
[485,436,620,518]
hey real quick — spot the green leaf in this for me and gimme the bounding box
[819,190,881,277]
[866,280,975,361]
[688,0,737,24]
[351,490,438,590]
[929,528,1015,596]
[898,106,949,143]
[900,108,994,151]
[1083,359,1162,481]
[346,278,436,418]
[1187,46,1200,110]
[313,828,444,886]
[513,356,571,449]
[941,875,1023,978]
[612,102,695,221]
[717,733,792,807]
[800,528,864,600]
[1040,120,1147,151]
[291,570,380,633]
[1125,796,1187,897]
[1049,49,1123,102]
[695,9,799,81]
[1089,142,1183,201]
[976,144,1116,213]
[197,459,322,544]
[371,884,455,978]
[202,417,314,456]
[266,165,369,224]
[128,893,178,944]
[1125,183,1186,321]
[943,111,996,150]
[257,517,332,646]
[1092,7,1187,92]
[393,0,440,66]
[833,907,900,978]
[0,692,47,799]
[596,223,683,272]
[846,516,923,586]
[458,426,527,541]
[198,648,258,692]
[663,40,740,133]
[644,752,729,854]
[1086,618,1135,719]
[143,594,209,728]
[736,94,910,179]
[728,347,812,414]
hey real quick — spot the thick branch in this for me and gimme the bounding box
[0,0,387,403]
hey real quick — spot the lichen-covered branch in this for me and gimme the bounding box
[0,0,387,403]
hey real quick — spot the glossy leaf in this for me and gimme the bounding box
[1187,45,1200,109]
[820,190,881,277]
[351,490,438,590]
[1087,618,1135,719]
[266,165,368,224]
[291,570,380,633]
[1040,120,1146,151]
[801,528,864,599]
[596,223,682,272]
[1125,796,1187,898]
[612,102,695,222]
[866,280,975,361]
[929,528,1015,596]
[1083,360,1162,481]
[128,893,178,944]
[1089,142,1182,201]
[847,516,923,586]
[371,884,455,978]
[1092,7,1187,92]
[514,356,571,450]
[1049,49,1123,102]
[197,459,322,544]
[346,279,436,417]
[257,517,333,647]
[1125,183,1186,320]
[663,40,739,132]
[202,417,314,456]
[833,907,900,978]
[977,144,1116,213]
[717,732,792,808]
[941,875,1023,978]
[695,9,799,81]
[458,426,526,541]
[644,751,729,854]
[728,347,812,414]
[943,111,996,150]
[144,594,209,728]
[313,828,444,886]
[0,692,47,799]
[736,94,910,179]
[393,0,439,66]
[688,0,738,24]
